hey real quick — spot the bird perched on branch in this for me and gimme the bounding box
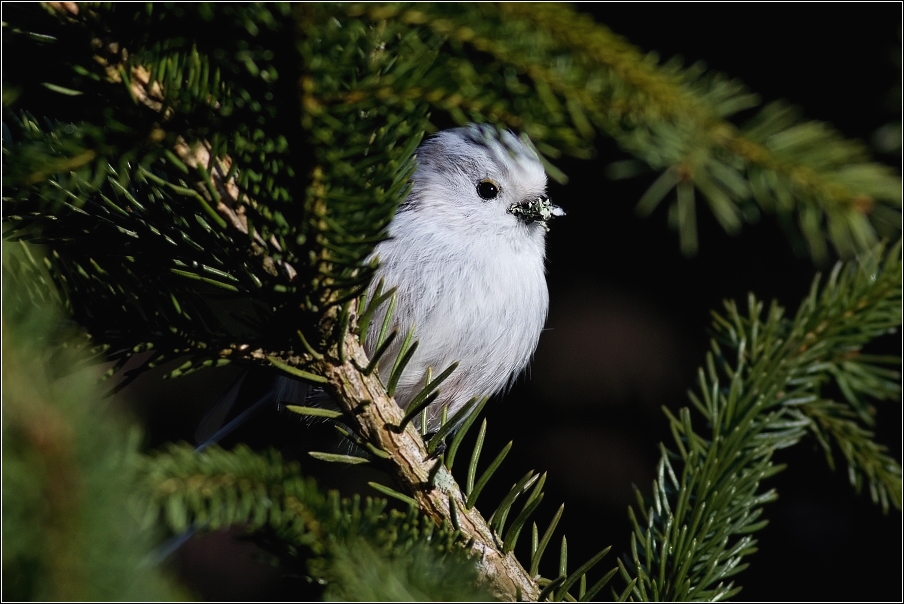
[198,124,563,446]
[362,124,564,430]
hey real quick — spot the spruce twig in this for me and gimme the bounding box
[620,241,902,600]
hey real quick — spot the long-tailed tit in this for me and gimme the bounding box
[363,124,563,430]
[198,124,563,446]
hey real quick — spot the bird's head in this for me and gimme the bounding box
[404,124,565,235]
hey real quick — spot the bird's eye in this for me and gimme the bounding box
[476,180,500,200]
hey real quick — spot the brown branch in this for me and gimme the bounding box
[79,28,300,282]
[314,314,541,601]
[169,137,298,282]
[219,316,542,601]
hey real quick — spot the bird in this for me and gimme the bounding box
[197,123,563,446]
[361,123,563,431]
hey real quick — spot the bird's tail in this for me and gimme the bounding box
[194,370,332,451]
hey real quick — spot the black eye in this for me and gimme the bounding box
[476,180,499,200]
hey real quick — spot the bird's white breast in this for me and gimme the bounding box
[365,209,548,428]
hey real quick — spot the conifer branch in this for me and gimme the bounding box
[308,318,542,600]
[345,3,900,258]
[2,243,179,601]
[620,241,902,600]
[137,443,490,601]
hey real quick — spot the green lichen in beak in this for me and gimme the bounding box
[507,195,565,231]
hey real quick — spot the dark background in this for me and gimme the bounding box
[122,4,903,601]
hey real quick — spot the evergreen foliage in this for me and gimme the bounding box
[620,242,902,601]
[138,443,490,602]
[2,243,181,601]
[2,2,900,601]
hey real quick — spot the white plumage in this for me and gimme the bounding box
[196,124,561,448]
[365,124,561,430]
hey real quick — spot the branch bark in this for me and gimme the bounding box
[313,314,540,601]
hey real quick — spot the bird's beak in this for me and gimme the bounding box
[507,195,565,231]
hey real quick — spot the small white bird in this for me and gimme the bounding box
[197,124,562,446]
[364,124,563,431]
